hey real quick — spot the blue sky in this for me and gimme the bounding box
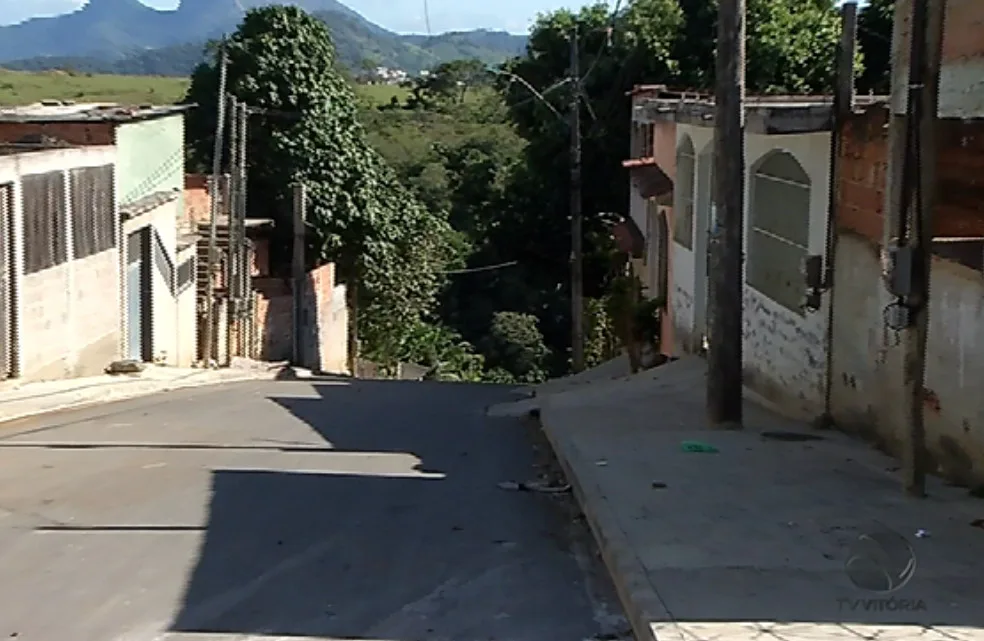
[0,0,603,33]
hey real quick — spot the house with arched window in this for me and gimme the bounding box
[627,91,848,418]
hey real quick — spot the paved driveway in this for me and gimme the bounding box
[0,378,625,641]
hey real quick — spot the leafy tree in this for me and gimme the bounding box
[182,5,454,368]
[406,59,492,109]
[480,312,550,383]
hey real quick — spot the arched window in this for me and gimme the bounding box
[673,135,695,249]
[747,150,811,313]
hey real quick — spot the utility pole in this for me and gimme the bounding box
[292,182,307,367]
[225,94,239,364]
[892,0,946,497]
[236,102,249,323]
[821,1,858,429]
[203,40,228,366]
[707,0,745,427]
[569,24,585,374]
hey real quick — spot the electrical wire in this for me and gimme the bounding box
[439,260,519,275]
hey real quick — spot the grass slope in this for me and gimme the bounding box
[0,68,408,107]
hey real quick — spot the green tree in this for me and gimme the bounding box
[480,312,550,383]
[182,6,454,368]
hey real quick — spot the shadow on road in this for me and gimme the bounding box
[167,379,601,641]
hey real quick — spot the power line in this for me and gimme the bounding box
[439,260,519,275]
[422,0,432,36]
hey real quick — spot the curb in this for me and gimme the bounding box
[539,404,683,641]
[0,370,282,428]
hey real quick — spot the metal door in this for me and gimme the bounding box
[126,230,144,361]
[0,184,12,379]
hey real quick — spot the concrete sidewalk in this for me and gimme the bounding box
[0,359,287,426]
[537,357,984,641]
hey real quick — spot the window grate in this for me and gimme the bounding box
[22,171,67,274]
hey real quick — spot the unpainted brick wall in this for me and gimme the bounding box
[184,174,210,230]
[253,263,348,373]
[837,103,984,246]
[0,122,115,146]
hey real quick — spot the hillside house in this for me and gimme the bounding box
[0,103,198,373]
[0,145,120,381]
[622,0,984,485]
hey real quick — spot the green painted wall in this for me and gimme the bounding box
[114,114,185,206]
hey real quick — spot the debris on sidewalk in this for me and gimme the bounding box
[105,359,146,375]
[497,480,572,494]
[916,529,931,538]
[680,440,719,453]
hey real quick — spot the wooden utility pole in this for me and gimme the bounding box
[894,0,946,497]
[707,0,746,427]
[224,94,239,365]
[236,103,248,297]
[821,1,858,428]
[292,182,307,367]
[203,41,228,366]
[569,25,585,374]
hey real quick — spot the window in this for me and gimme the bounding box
[21,171,67,274]
[747,151,811,313]
[177,256,196,293]
[673,135,695,249]
[71,165,116,259]
[632,122,655,158]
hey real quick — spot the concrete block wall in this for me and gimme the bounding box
[0,146,121,382]
[831,104,984,485]
[253,263,349,374]
[892,0,984,119]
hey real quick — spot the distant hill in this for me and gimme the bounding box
[0,0,527,76]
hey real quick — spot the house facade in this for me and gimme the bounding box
[0,103,198,378]
[634,94,841,418]
[624,0,984,485]
[0,146,120,381]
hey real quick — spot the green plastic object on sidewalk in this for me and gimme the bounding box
[680,440,719,453]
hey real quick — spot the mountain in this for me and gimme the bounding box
[0,0,527,76]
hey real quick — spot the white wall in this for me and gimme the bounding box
[122,197,181,366]
[0,147,121,381]
[669,124,833,417]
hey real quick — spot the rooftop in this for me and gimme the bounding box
[634,93,888,134]
[0,102,193,124]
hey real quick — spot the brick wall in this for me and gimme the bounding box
[837,103,984,248]
[836,105,888,244]
[184,174,210,230]
[0,121,115,146]
[832,103,984,486]
[253,262,348,373]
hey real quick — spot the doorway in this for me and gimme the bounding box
[126,228,152,362]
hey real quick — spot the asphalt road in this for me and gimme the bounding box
[0,377,627,641]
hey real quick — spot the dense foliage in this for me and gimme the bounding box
[182,6,455,371]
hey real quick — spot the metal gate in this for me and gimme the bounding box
[0,184,13,379]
